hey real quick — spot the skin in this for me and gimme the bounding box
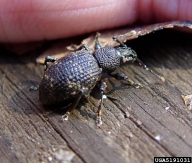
[0,0,192,43]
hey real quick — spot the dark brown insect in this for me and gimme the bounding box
[39,33,164,126]
[39,20,192,126]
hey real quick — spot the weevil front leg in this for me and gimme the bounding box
[109,72,142,88]
[96,81,107,126]
[94,32,102,50]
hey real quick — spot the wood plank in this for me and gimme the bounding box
[0,29,192,163]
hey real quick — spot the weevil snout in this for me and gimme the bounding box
[115,46,138,64]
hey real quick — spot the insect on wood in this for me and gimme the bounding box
[39,20,192,126]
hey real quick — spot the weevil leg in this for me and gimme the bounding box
[62,87,89,121]
[80,44,91,51]
[94,32,102,50]
[43,56,56,70]
[113,36,127,47]
[109,72,142,88]
[96,81,107,126]
[68,43,91,51]
[72,44,91,52]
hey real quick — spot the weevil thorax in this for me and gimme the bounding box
[93,46,121,72]
[115,46,138,64]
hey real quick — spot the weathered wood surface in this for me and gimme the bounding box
[0,29,192,163]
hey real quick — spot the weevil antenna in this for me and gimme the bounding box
[136,58,165,82]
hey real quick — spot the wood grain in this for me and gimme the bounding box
[0,28,192,163]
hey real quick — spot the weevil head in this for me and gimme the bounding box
[115,46,138,65]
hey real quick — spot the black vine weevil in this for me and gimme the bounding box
[39,32,164,126]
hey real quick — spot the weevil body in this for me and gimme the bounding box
[39,50,102,105]
[39,33,164,126]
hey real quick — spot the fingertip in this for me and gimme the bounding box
[0,0,139,42]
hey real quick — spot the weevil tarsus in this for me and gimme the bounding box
[44,56,56,70]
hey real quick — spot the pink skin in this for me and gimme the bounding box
[0,0,192,42]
